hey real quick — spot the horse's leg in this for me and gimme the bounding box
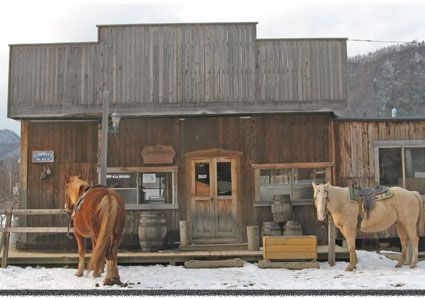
[75,234,86,277]
[395,222,408,268]
[103,246,121,286]
[405,223,419,268]
[342,226,357,271]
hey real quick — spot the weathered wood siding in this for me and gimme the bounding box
[8,23,347,118]
[23,114,331,249]
[334,119,425,238]
[256,39,347,106]
[24,121,98,247]
[8,43,107,117]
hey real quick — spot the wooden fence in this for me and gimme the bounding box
[0,209,71,268]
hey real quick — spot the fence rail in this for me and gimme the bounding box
[0,209,70,268]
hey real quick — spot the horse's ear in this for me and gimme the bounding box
[312,181,317,189]
[65,175,70,183]
[325,182,331,187]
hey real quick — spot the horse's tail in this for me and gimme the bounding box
[88,193,119,274]
[412,191,424,236]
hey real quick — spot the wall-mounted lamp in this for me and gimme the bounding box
[110,112,121,133]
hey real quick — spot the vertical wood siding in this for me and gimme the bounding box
[334,120,425,239]
[9,24,347,117]
[25,114,331,248]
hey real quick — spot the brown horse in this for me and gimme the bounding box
[64,175,127,285]
[312,182,424,271]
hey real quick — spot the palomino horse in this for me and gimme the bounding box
[312,182,423,271]
[64,176,127,285]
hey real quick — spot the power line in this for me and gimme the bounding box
[348,38,418,44]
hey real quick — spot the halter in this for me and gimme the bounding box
[314,187,330,219]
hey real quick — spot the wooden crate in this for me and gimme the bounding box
[262,235,317,261]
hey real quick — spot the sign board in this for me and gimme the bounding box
[32,151,54,163]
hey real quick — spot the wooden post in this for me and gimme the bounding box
[99,91,109,185]
[247,226,259,251]
[179,220,189,246]
[19,120,28,244]
[328,216,336,266]
[1,212,12,268]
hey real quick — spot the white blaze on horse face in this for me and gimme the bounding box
[316,185,327,221]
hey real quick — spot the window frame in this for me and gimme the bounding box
[373,140,425,190]
[252,162,333,207]
[104,166,178,210]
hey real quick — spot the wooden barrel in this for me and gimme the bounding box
[271,194,292,222]
[262,221,282,236]
[138,212,167,252]
[282,220,303,236]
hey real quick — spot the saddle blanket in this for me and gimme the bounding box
[349,187,394,203]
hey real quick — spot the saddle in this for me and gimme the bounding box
[352,183,389,218]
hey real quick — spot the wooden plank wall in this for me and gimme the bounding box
[106,114,331,246]
[98,23,257,106]
[256,39,347,105]
[334,120,425,239]
[9,23,347,118]
[25,121,98,246]
[25,114,331,248]
[8,43,106,117]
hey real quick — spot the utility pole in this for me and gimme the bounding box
[100,91,109,185]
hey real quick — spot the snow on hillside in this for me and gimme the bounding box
[0,250,424,290]
[0,129,19,144]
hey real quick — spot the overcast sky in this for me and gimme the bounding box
[1,0,424,134]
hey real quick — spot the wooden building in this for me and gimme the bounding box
[334,118,425,240]
[8,22,348,249]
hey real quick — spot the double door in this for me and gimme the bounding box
[190,157,237,243]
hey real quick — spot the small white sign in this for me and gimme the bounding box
[198,174,208,179]
[143,173,156,183]
[32,151,54,163]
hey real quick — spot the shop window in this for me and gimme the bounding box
[252,162,333,205]
[375,141,425,195]
[106,167,178,209]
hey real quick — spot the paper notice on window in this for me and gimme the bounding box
[198,174,207,179]
[143,173,156,183]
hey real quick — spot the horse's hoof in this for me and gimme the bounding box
[395,263,403,268]
[410,265,417,269]
[75,271,84,277]
[103,277,122,286]
[345,265,355,271]
[92,271,101,278]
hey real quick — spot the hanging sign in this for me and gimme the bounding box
[32,151,55,163]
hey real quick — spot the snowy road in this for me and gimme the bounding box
[0,250,424,290]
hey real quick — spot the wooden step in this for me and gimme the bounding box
[179,243,248,251]
[184,258,245,269]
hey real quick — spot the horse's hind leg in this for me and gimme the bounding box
[395,222,409,267]
[103,246,121,286]
[405,224,419,268]
[75,234,86,277]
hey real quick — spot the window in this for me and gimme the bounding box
[105,167,178,209]
[252,162,333,206]
[375,141,425,195]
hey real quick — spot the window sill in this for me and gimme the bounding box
[254,199,314,207]
[125,204,178,210]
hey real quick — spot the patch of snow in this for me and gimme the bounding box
[0,250,424,290]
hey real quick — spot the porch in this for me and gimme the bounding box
[1,245,349,267]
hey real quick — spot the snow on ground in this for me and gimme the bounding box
[0,250,424,290]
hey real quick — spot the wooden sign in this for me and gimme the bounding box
[142,145,176,164]
[32,151,54,163]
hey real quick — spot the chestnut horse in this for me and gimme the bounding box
[312,182,423,271]
[64,175,127,285]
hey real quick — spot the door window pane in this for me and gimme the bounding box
[195,162,210,195]
[379,148,402,186]
[217,162,232,196]
[404,147,425,194]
